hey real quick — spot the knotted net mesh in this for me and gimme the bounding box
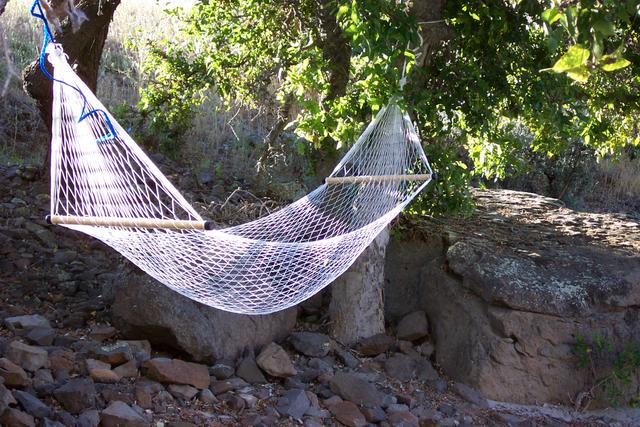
[47,43,432,314]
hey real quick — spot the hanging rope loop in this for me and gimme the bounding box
[399,19,445,90]
[30,0,118,142]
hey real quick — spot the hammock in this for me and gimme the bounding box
[43,40,432,314]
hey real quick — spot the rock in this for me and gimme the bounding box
[387,403,410,413]
[240,413,264,426]
[453,382,488,407]
[48,348,75,374]
[134,381,162,409]
[88,325,117,342]
[113,360,138,378]
[0,357,30,387]
[240,393,257,409]
[33,369,55,395]
[198,388,217,404]
[13,390,52,418]
[115,340,151,360]
[77,409,100,427]
[85,358,109,370]
[25,328,56,346]
[382,394,397,408]
[277,389,310,420]
[210,380,236,395]
[14,390,52,418]
[168,384,199,400]
[413,407,442,426]
[388,410,419,427]
[334,347,360,369]
[89,368,120,384]
[328,401,367,427]
[256,342,297,378]
[155,389,175,408]
[361,406,387,423]
[219,392,245,411]
[236,356,267,384]
[397,340,418,356]
[396,311,429,342]
[303,418,324,427]
[5,315,51,334]
[142,358,210,389]
[357,334,396,356]
[210,362,235,380]
[6,341,48,372]
[0,408,35,427]
[329,372,383,407]
[89,343,132,366]
[0,383,17,413]
[289,332,331,357]
[100,385,134,405]
[54,411,78,426]
[385,354,417,381]
[417,342,434,357]
[53,378,96,414]
[110,275,297,362]
[384,189,640,404]
[100,401,146,427]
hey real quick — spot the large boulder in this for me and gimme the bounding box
[108,275,297,362]
[385,189,640,405]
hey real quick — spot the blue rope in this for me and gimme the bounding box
[30,0,118,143]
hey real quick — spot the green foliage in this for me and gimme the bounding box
[138,0,640,215]
[541,0,637,82]
[574,334,640,407]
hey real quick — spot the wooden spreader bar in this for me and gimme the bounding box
[325,174,432,185]
[46,215,214,231]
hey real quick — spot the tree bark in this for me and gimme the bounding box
[329,228,389,345]
[23,0,121,130]
[328,0,451,346]
[319,0,351,103]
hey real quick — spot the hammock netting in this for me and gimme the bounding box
[46,43,432,314]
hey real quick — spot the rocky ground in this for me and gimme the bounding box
[0,163,639,426]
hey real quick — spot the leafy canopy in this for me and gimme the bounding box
[138,0,640,214]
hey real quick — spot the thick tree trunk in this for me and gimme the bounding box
[328,0,451,345]
[23,0,121,130]
[329,228,389,345]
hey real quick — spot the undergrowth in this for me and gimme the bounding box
[573,334,640,409]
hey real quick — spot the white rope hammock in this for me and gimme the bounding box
[45,43,433,314]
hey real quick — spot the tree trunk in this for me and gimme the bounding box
[329,228,389,345]
[0,0,8,17]
[328,0,451,346]
[23,0,121,130]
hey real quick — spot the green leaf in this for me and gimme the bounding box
[592,19,615,37]
[542,7,562,24]
[601,57,631,71]
[552,45,590,72]
[566,66,590,83]
[592,35,604,59]
[336,5,349,20]
[470,12,480,21]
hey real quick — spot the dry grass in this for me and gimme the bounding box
[0,0,266,173]
[587,153,640,214]
[0,1,46,165]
